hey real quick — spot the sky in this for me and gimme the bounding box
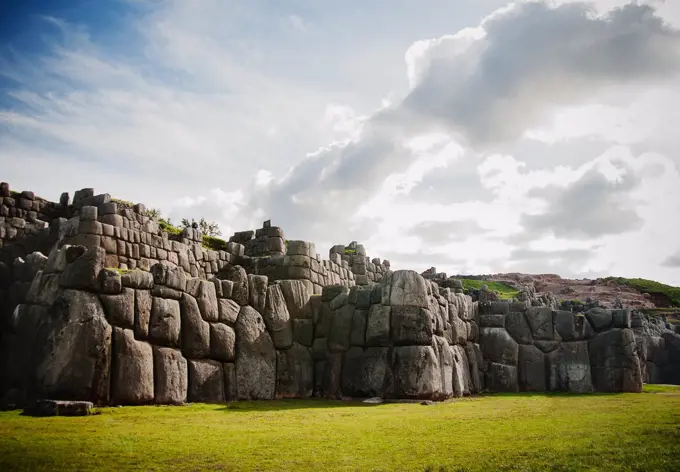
[1,0,680,284]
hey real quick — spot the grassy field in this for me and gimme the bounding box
[604,277,680,307]
[462,279,520,300]
[1,386,679,472]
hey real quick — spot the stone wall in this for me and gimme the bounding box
[329,241,390,286]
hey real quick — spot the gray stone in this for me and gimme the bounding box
[181,294,210,358]
[611,309,631,329]
[134,290,152,339]
[589,329,642,392]
[585,308,612,332]
[525,307,554,340]
[388,270,429,308]
[293,319,314,347]
[391,346,443,400]
[225,265,249,306]
[391,306,435,345]
[342,347,389,398]
[223,363,237,401]
[547,341,593,393]
[151,263,186,292]
[464,343,483,393]
[235,306,276,400]
[121,269,154,290]
[480,314,506,328]
[100,288,135,329]
[248,274,268,314]
[327,304,354,352]
[34,290,112,404]
[61,246,105,291]
[262,284,293,349]
[554,310,579,341]
[196,280,218,322]
[435,337,454,398]
[218,298,240,325]
[452,344,472,396]
[27,400,93,417]
[111,328,154,405]
[148,297,181,348]
[98,269,122,295]
[280,280,312,319]
[350,310,367,346]
[366,304,390,347]
[518,345,546,391]
[276,343,314,398]
[26,271,61,307]
[188,359,225,403]
[209,323,236,362]
[153,346,187,405]
[485,363,518,392]
[480,327,519,366]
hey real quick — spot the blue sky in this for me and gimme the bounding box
[1,0,680,284]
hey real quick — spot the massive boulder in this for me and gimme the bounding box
[153,346,188,405]
[235,306,276,400]
[390,345,443,399]
[342,347,389,398]
[387,271,429,308]
[187,359,224,403]
[589,329,642,392]
[110,328,154,405]
[547,342,593,393]
[480,327,519,366]
[276,343,313,398]
[518,344,546,392]
[33,290,112,404]
[262,284,293,349]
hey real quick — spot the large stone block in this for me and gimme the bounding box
[100,288,135,329]
[366,304,390,347]
[34,290,112,404]
[262,284,293,349]
[480,327,519,366]
[218,298,240,325]
[61,246,105,291]
[224,265,249,306]
[391,345,443,400]
[585,308,612,332]
[547,341,593,393]
[196,280,219,322]
[589,328,642,392]
[150,263,186,291]
[485,363,518,392]
[188,359,224,403]
[134,289,152,339]
[464,343,483,393]
[148,297,181,347]
[181,294,210,358]
[391,306,435,345]
[342,347,389,398]
[388,270,429,308]
[235,306,276,400]
[248,274,268,314]
[327,304,354,352]
[111,328,154,405]
[276,343,313,398]
[350,309,367,346]
[153,346,188,405]
[525,307,554,340]
[209,323,236,362]
[279,280,312,319]
[518,344,546,392]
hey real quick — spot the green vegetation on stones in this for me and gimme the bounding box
[461,279,520,300]
[104,267,131,275]
[111,197,134,207]
[202,235,228,252]
[1,390,679,471]
[343,248,356,255]
[604,277,680,307]
[158,218,182,236]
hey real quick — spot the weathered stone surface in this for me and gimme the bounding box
[218,298,240,325]
[350,309,367,346]
[435,338,453,397]
[276,343,313,398]
[534,341,559,353]
[26,271,60,307]
[121,269,153,289]
[589,328,642,392]
[518,345,546,392]
[148,297,180,347]
[188,359,224,403]
[100,288,134,329]
[181,294,210,358]
[262,284,293,349]
[480,327,519,366]
[195,280,218,322]
[225,265,249,306]
[223,363,237,401]
[480,314,506,328]
[235,306,276,400]
[35,290,112,404]
[525,307,554,340]
[209,323,236,362]
[248,274,268,314]
[151,263,186,291]
[61,246,105,291]
[585,308,612,332]
[98,269,122,295]
[327,304,354,352]
[388,271,429,308]
[547,341,593,393]
[611,309,631,329]
[111,328,154,405]
[134,290,152,339]
[391,346,443,400]
[366,304,390,347]
[153,347,187,405]
[342,347,389,397]
[485,363,518,392]
[293,319,314,347]
[391,306,434,345]
[27,400,93,417]
[279,280,312,319]
[464,343,483,393]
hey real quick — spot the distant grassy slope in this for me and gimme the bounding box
[462,279,520,300]
[1,392,679,472]
[605,277,680,307]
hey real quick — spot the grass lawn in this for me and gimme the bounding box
[462,279,520,300]
[1,386,679,472]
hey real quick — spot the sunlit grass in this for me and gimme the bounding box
[1,389,679,471]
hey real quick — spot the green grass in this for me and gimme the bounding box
[1,391,679,471]
[604,277,680,307]
[158,218,182,236]
[462,279,520,300]
[202,235,228,252]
